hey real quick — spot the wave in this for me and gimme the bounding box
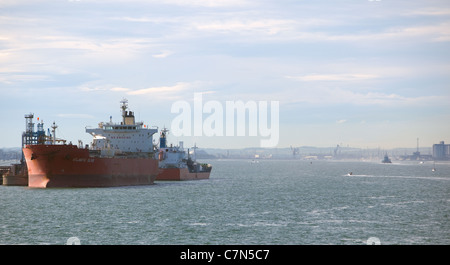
[342,174,449,181]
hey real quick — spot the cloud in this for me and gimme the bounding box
[56,113,95,119]
[110,87,130,92]
[400,23,450,42]
[194,18,297,35]
[336,119,347,124]
[147,0,249,7]
[407,8,450,16]
[0,73,51,84]
[79,84,130,92]
[286,74,379,82]
[335,89,436,106]
[111,16,180,24]
[127,82,191,95]
[0,29,156,61]
[277,86,445,107]
[79,85,109,92]
[336,23,450,43]
[77,81,203,102]
[152,50,173,58]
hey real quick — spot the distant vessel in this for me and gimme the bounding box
[2,163,27,186]
[432,161,436,172]
[382,153,392,163]
[156,128,211,181]
[23,99,159,188]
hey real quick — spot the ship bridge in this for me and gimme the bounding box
[86,99,157,153]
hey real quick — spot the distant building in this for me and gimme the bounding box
[432,141,450,160]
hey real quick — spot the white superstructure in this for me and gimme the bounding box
[158,128,188,169]
[86,99,157,153]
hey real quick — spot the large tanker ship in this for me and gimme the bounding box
[156,128,211,181]
[23,99,159,188]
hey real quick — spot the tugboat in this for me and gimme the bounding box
[382,153,392,163]
[156,128,211,181]
[23,99,159,188]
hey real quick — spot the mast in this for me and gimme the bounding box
[192,143,198,161]
[51,122,58,145]
[120,98,128,125]
[160,127,169,149]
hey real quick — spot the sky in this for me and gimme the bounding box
[1,0,449,150]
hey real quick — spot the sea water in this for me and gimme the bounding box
[0,160,448,245]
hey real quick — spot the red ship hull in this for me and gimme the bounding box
[23,145,158,188]
[156,168,210,181]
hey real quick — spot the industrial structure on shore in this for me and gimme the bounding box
[432,141,450,160]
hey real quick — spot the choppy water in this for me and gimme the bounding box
[1,160,449,245]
